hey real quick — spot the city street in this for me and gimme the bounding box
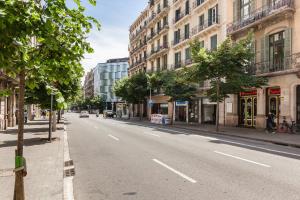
[66,113,300,200]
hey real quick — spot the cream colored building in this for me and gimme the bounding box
[221,0,300,129]
[129,0,300,128]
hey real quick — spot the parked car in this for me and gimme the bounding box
[103,110,115,118]
[79,111,89,118]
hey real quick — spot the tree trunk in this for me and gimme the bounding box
[171,101,175,125]
[14,67,25,200]
[216,80,220,132]
[139,102,142,121]
[48,110,52,141]
[57,110,61,124]
[52,111,57,132]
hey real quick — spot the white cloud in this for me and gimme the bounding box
[82,26,130,75]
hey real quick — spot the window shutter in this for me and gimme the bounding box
[284,28,292,69]
[216,4,219,23]
[264,35,270,73]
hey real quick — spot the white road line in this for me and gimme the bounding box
[144,131,161,137]
[152,159,197,183]
[217,139,300,158]
[214,151,271,168]
[143,126,300,158]
[108,134,120,141]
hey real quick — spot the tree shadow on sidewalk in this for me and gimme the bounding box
[0,137,51,148]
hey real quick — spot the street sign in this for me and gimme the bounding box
[175,101,188,106]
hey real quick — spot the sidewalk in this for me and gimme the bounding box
[0,119,64,200]
[115,118,300,148]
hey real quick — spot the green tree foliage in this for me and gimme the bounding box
[184,35,267,131]
[0,0,100,198]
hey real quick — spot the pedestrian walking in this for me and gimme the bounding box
[24,110,28,124]
[266,113,275,134]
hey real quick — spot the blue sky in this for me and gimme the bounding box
[67,0,148,74]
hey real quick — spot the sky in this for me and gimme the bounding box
[67,0,148,76]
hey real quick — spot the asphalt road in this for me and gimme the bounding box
[66,113,300,200]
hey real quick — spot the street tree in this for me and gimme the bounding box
[0,0,100,199]
[160,71,197,124]
[184,36,267,132]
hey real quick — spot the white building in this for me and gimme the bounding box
[93,58,129,107]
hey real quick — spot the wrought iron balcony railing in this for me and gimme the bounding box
[191,16,220,36]
[227,0,294,35]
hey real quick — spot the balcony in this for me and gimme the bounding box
[191,16,220,37]
[148,44,169,59]
[173,61,184,69]
[130,23,147,41]
[192,0,206,10]
[130,57,147,69]
[253,52,300,76]
[148,5,170,27]
[185,58,193,66]
[227,0,294,35]
[173,8,191,25]
[147,23,169,43]
[172,33,191,48]
[130,42,147,55]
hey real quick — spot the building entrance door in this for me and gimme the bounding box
[267,87,281,126]
[240,96,257,127]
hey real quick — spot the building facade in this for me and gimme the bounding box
[0,70,18,130]
[222,0,300,129]
[93,58,129,109]
[83,70,94,100]
[129,0,300,128]
[129,0,228,122]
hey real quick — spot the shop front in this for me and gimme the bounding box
[188,100,200,123]
[175,101,188,122]
[239,90,257,127]
[201,98,216,124]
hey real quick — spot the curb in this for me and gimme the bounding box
[113,118,300,149]
[171,125,300,149]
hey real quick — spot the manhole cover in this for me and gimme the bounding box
[0,168,14,177]
[64,160,74,167]
[64,168,75,177]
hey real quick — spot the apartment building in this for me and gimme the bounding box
[222,0,300,129]
[129,8,149,76]
[83,70,94,100]
[0,70,18,130]
[129,0,228,123]
[93,58,129,110]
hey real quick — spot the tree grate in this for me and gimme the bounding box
[64,168,75,177]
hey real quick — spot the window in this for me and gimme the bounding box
[156,57,161,71]
[199,40,205,48]
[163,16,168,26]
[175,52,182,68]
[208,4,218,26]
[163,0,168,8]
[240,0,251,20]
[157,3,161,13]
[210,34,217,50]
[196,0,205,6]
[185,47,191,60]
[185,1,190,15]
[157,21,161,32]
[269,31,285,72]
[163,35,168,47]
[199,14,204,27]
[174,29,180,44]
[184,24,190,39]
[151,61,154,72]
[175,8,181,22]
[163,54,168,70]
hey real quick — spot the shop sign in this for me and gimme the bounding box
[160,104,168,108]
[240,90,257,96]
[176,101,188,106]
[269,88,281,95]
[202,98,217,105]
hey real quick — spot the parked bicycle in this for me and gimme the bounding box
[277,116,298,134]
